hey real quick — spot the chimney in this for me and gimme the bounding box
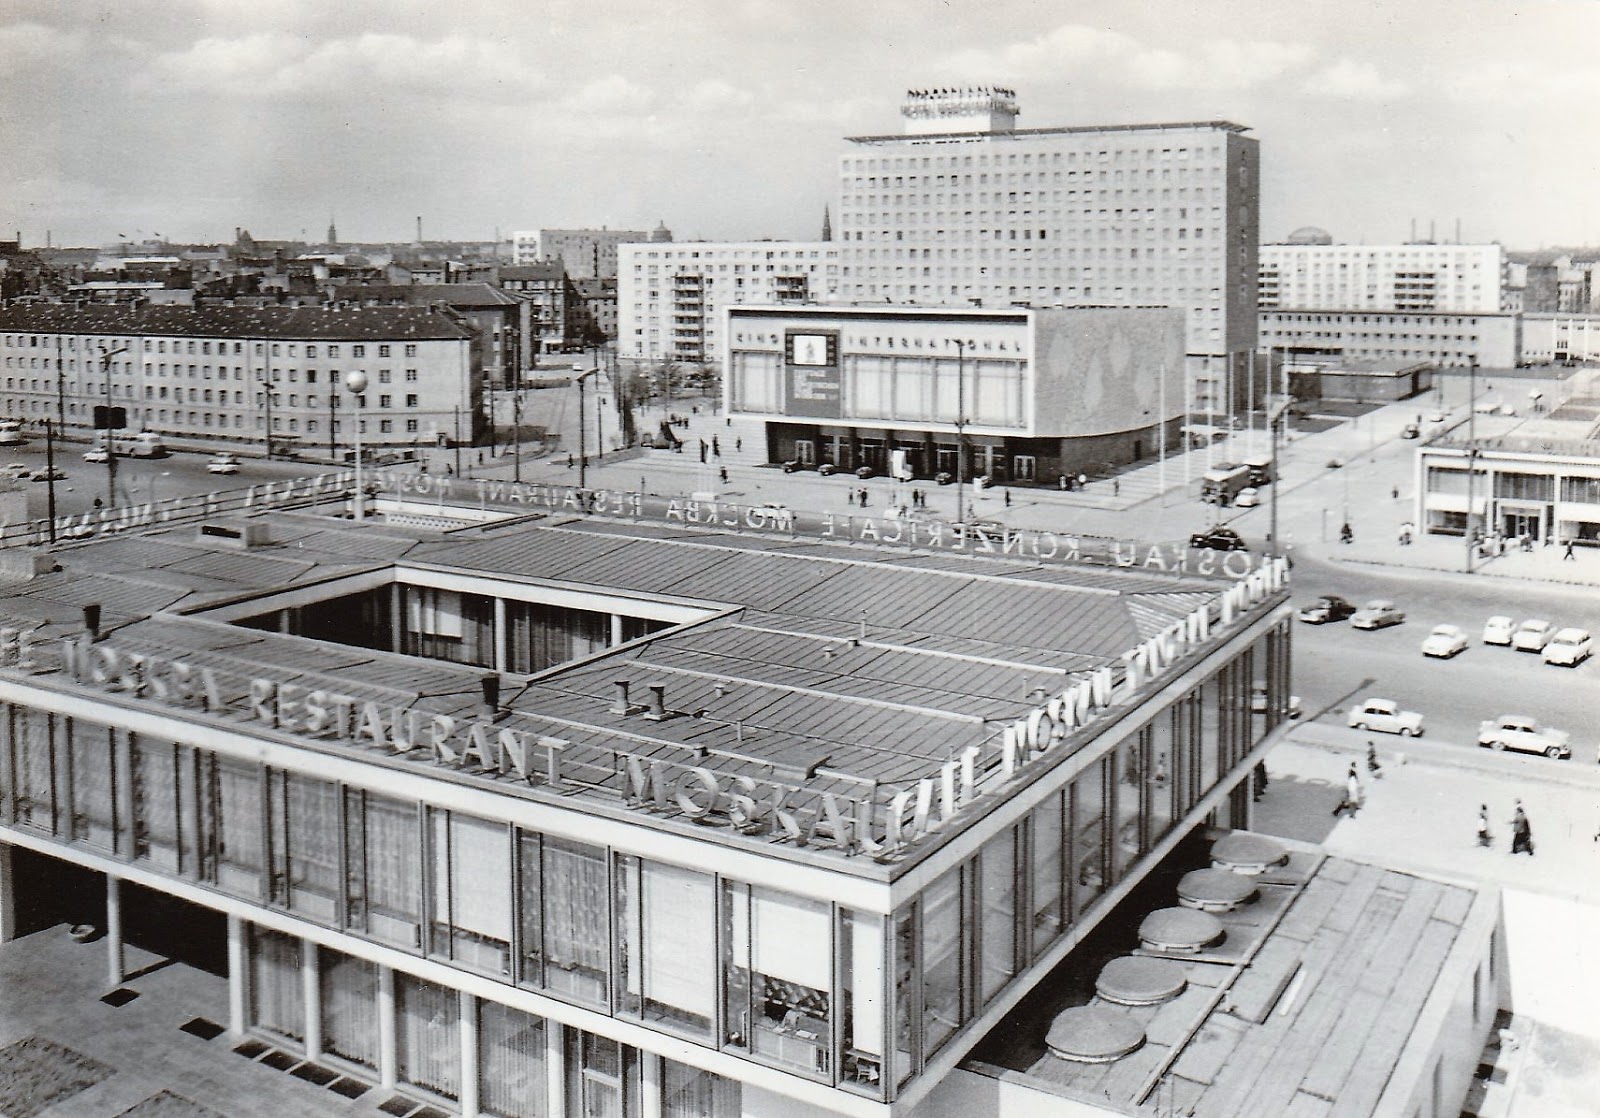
[82,603,101,642]
[611,679,634,715]
[644,684,670,721]
[480,672,503,721]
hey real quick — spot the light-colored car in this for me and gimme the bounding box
[1250,681,1302,719]
[1347,697,1425,737]
[1234,486,1260,508]
[0,462,31,480]
[1542,628,1593,667]
[1477,714,1571,759]
[1350,600,1405,630]
[1511,619,1555,652]
[1482,616,1515,645]
[27,466,65,481]
[207,453,241,475]
[82,446,111,463]
[1421,624,1469,659]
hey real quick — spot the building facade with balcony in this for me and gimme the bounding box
[0,305,483,456]
[835,90,1259,422]
[617,242,840,369]
[725,303,1186,483]
[1258,241,1504,314]
[0,483,1318,1118]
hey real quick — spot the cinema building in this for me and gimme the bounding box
[0,479,1497,1117]
[725,303,1186,483]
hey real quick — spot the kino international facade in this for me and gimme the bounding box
[0,477,1431,1118]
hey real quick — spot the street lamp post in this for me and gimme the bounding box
[575,365,600,490]
[98,345,129,509]
[346,370,368,522]
[954,339,970,525]
[1465,357,1478,573]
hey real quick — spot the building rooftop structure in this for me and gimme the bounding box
[0,303,476,341]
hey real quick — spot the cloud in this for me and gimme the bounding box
[936,23,1313,93]
[141,31,547,103]
[1301,58,1410,101]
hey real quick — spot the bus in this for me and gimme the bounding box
[0,420,24,446]
[1200,462,1252,506]
[92,431,167,459]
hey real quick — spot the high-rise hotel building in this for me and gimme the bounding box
[836,89,1260,418]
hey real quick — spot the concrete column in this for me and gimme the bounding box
[105,875,124,988]
[641,1050,662,1118]
[458,989,479,1117]
[493,597,508,673]
[610,613,624,648]
[302,939,321,1061]
[377,965,397,1088]
[226,914,247,1035]
[545,1020,564,1117]
[390,583,404,654]
[0,842,16,945]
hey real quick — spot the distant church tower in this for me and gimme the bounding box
[822,205,832,242]
[327,217,338,247]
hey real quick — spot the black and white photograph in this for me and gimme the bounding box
[0,2,1597,1116]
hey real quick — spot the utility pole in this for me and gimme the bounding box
[576,365,599,489]
[1465,357,1478,573]
[98,345,129,509]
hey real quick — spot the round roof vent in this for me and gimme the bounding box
[1045,1005,1146,1063]
[1139,907,1225,953]
[1211,833,1289,875]
[1177,867,1258,912]
[1096,955,1188,1007]
[1286,226,1333,245]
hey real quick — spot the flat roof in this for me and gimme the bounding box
[0,498,1286,871]
[966,836,1490,1114]
[846,121,1251,145]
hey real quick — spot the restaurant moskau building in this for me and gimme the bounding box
[0,477,1296,1118]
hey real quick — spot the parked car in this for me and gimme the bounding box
[1482,616,1515,645]
[934,471,954,486]
[854,466,875,480]
[1297,595,1357,625]
[0,462,31,480]
[1189,525,1247,551]
[207,453,241,475]
[781,460,811,474]
[1477,714,1571,759]
[1542,627,1593,667]
[1400,423,1421,439]
[1350,600,1405,630]
[1347,698,1425,737]
[1511,619,1555,652]
[27,466,66,481]
[1250,681,1302,719]
[1421,624,1469,659]
[817,463,838,477]
[82,446,110,463]
[1234,486,1261,508]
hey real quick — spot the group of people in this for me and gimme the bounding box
[1331,743,1385,817]
[1478,800,1535,855]
[1057,472,1090,492]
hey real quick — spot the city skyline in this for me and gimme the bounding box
[3,0,1598,251]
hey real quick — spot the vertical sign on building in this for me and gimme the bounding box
[784,330,842,419]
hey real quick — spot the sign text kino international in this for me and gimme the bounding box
[23,470,1266,580]
[0,558,1287,859]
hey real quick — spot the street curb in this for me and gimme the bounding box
[1284,721,1600,789]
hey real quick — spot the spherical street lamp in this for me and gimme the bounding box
[345,370,368,522]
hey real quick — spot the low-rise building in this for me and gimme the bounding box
[1417,433,1600,546]
[1260,309,1520,370]
[1519,313,1600,365]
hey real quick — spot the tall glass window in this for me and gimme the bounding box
[344,790,422,949]
[722,883,833,1075]
[617,857,715,1039]
[132,737,181,871]
[566,1030,638,1118]
[3,706,54,831]
[249,926,304,1042]
[661,1059,741,1118]
[839,909,885,1093]
[977,829,1018,1005]
[268,772,339,921]
[892,911,918,1090]
[1147,714,1177,846]
[395,973,461,1100]
[68,720,117,851]
[1112,734,1147,882]
[537,836,609,1005]
[1071,757,1108,919]
[429,810,513,976]
[478,1000,547,1118]
[920,867,963,1057]
[318,950,379,1070]
[1029,792,1065,959]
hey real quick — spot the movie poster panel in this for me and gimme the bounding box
[784,331,841,419]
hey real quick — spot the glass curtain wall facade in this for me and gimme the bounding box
[0,618,1289,1111]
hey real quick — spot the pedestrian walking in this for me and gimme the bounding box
[1332,763,1362,817]
[699,440,707,464]
[1392,485,1400,500]
[712,436,720,458]
[735,437,742,452]
[718,466,728,484]
[567,453,574,469]
[859,487,868,507]
[1564,538,1576,561]
[1476,804,1493,848]
[1340,522,1353,545]
[1059,474,1069,491]
[1113,477,1120,497]
[725,416,731,427]
[1253,759,1269,802]
[1366,741,1383,780]
[1510,800,1534,855]
[1004,488,1012,508]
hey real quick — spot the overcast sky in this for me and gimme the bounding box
[4,0,1597,250]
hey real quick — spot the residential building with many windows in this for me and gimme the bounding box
[1259,309,1520,370]
[835,89,1260,419]
[513,230,657,280]
[1258,238,1504,314]
[0,305,482,456]
[617,242,841,368]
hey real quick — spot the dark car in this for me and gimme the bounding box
[1400,423,1421,439]
[854,466,875,480]
[935,471,955,486]
[1297,594,1357,624]
[1189,526,1247,551]
[817,463,838,477]
[781,460,812,474]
